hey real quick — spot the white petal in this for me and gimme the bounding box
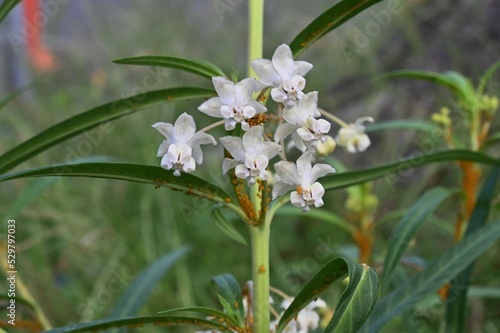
[260,141,281,159]
[242,126,264,150]
[182,158,196,173]
[296,127,316,142]
[336,127,356,146]
[355,116,374,127]
[294,60,313,77]
[275,123,298,142]
[160,154,173,170]
[300,92,319,117]
[220,105,234,119]
[282,104,306,125]
[311,182,326,207]
[235,164,250,179]
[247,99,267,114]
[156,140,170,157]
[187,131,217,148]
[274,161,299,185]
[310,164,335,183]
[314,118,331,134]
[220,136,246,161]
[291,75,306,91]
[173,113,196,144]
[251,59,280,86]
[296,151,314,183]
[290,191,306,208]
[192,146,203,164]
[254,155,269,171]
[222,158,240,174]
[355,134,371,152]
[212,76,236,106]
[272,44,294,81]
[272,181,294,200]
[242,105,257,118]
[224,119,237,130]
[152,122,174,141]
[291,132,308,152]
[271,87,287,103]
[198,97,223,118]
[234,77,255,107]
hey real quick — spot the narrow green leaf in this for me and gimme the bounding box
[211,206,248,246]
[0,0,20,24]
[0,163,241,212]
[290,0,384,57]
[158,306,241,329]
[322,149,500,191]
[277,257,378,333]
[359,220,500,333]
[0,87,214,174]
[42,315,230,333]
[211,274,245,326]
[365,120,439,134]
[376,70,474,100]
[276,206,355,233]
[0,81,40,112]
[480,132,500,151]
[382,187,453,291]
[445,166,500,333]
[108,247,189,324]
[113,56,226,80]
[478,60,500,95]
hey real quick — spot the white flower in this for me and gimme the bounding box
[274,92,331,152]
[152,112,216,176]
[251,43,313,107]
[274,298,327,333]
[220,126,281,184]
[336,117,374,153]
[198,76,267,131]
[273,151,335,211]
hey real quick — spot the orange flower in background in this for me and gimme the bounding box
[23,0,57,73]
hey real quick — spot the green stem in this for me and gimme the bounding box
[249,219,270,333]
[248,0,264,78]
[247,1,267,332]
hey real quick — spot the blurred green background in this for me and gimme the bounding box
[1,0,499,331]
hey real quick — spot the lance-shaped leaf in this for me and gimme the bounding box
[0,87,214,174]
[113,56,226,80]
[211,205,248,246]
[211,274,245,327]
[159,306,242,330]
[0,163,245,216]
[445,166,500,333]
[290,0,384,57]
[365,120,439,134]
[382,187,453,292]
[359,220,500,333]
[42,315,230,333]
[276,257,378,333]
[0,0,20,23]
[108,247,190,328]
[376,70,475,101]
[321,150,500,191]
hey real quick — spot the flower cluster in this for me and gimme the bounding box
[152,44,374,211]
